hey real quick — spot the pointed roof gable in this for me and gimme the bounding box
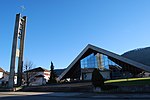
[0,67,5,72]
[58,44,150,80]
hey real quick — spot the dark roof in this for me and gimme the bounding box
[54,69,66,76]
[25,67,50,72]
[4,71,9,75]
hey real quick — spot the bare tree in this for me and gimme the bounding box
[24,60,34,86]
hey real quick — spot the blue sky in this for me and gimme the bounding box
[1,0,150,71]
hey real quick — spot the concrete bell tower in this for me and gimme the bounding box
[8,13,27,88]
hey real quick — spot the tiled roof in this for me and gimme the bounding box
[0,67,5,72]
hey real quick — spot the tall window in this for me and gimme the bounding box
[80,53,98,68]
[80,53,121,70]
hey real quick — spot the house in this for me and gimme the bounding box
[0,67,5,79]
[4,72,17,85]
[0,67,5,85]
[24,67,50,86]
[0,67,17,86]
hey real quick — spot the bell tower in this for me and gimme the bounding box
[8,13,27,88]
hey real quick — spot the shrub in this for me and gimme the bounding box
[48,78,57,84]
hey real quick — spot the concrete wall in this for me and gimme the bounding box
[82,71,110,80]
[83,73,92,80]
[100,71,110,79]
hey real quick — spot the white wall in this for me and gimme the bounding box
[0,72,3,78]
[44,71,50,82]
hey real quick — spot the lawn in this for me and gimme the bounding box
[104,77,150,86]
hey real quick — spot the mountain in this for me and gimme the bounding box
[122,47,150,66]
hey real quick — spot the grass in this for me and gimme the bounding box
[104,77,150,86]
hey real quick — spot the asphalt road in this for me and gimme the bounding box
[0,96,149,100]
[0,92,150,100]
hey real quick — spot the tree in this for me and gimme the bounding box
[92,68,104,89]
[48,62,57,84]
[24,60,34,86]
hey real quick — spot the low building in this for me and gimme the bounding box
[24,67,50,86]
[0,67,5,86]
[0,67,4,79]
[0,68,17,86]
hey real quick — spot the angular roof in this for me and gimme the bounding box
[0,67,5,72]
[57,44,150,81]
[25,67,50,72]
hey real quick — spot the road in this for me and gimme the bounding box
[0,92,150,100]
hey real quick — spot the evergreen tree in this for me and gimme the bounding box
[48,61,57,83]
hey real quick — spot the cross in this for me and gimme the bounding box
[20,5,25,12]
